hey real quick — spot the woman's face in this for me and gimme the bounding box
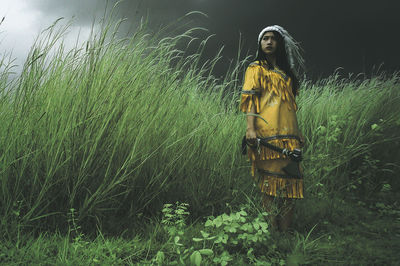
[260,31,277,56]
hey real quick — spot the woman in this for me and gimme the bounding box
[239,25,305,233]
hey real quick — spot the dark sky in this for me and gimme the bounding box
[121,0,400,80]
[2,0,400,81]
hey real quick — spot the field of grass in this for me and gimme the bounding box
[1,12,399,265]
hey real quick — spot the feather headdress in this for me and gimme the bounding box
[258,25,305,75]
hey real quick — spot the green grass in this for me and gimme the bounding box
[297,73,400,198]
[0,14,251,235]
[0,9,399,265]
[1,192,399,265]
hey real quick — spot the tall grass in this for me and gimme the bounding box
[297,72,400,198]
[0,12,399,239]
[0,14,251,237]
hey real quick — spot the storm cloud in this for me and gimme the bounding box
[1,0,399,80]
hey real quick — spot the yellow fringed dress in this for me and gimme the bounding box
[239,60,304,199]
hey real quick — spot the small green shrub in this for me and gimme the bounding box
[154,202,278,265]
[161,202,190,237]
[195,205,276,264]
[155,202,192,265]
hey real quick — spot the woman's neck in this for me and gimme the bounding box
[264,54,277,68]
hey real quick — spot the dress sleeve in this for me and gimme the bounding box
[239,64,261,113]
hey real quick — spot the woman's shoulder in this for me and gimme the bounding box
[250,61,291,82]
[245,61,264,74]
[247,60,263,68]
[247,60,271,72]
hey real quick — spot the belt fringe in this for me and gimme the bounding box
[256,175,304,199]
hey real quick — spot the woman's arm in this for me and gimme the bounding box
[246,104,257,142]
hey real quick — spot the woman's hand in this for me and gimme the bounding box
[246,128,257,145]
[299,134,305,148]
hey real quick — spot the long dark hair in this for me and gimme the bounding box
[255,31,300,97]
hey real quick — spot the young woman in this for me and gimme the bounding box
[239,25,305,233]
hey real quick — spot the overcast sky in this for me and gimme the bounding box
[1,0,399,81]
